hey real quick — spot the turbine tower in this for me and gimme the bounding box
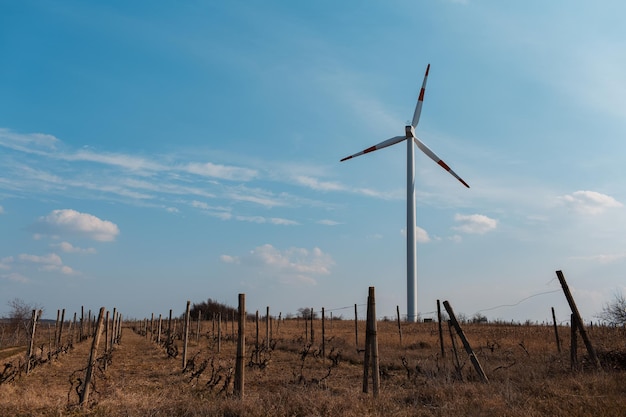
[340,64,469,322]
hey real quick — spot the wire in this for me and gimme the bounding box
[472,289,562,314]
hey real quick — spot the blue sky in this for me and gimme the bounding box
[2,0,626,323]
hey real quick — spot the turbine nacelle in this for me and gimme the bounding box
[405,125,415,138]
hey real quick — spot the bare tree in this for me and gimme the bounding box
[5,298,43,345]
[598,291,626,326]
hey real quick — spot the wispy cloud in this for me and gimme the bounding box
[558,191,623,215]
[51,241,97,254]
[221,244,334,285]
[185,162,257,181]
[1,272,29,283]
[18,252,78,275]
[571,252,626,264]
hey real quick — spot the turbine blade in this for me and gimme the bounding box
[411,64,430,129]
[413,137,470,188]
[340,136,406,162]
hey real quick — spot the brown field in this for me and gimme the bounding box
[1,317,626,416]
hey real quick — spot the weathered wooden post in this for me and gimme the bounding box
[104,310,110,371]
[396,305,403,346]
[255,310,260,363]
[265,306,270,350]
[321,307,326,359]
[167,309,172,341]
[310,307,314,343]
[58,308,65,348]
[362,287,380,396]
[150,313,154,342]
[551,307,561,353]
[443,300,488,383]
[354,303,359,349]
[111,308,117,347]
[26,309,41,374]
[54,309,61,350]
[157,314,162,344]
[80,306,84,341]
[437,300,445,358]
[234,294,246,398]
[182,300,191,370]
[556,270,601,370]
[80,307,105,406]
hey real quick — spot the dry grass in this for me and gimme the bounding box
[1,318,625,416]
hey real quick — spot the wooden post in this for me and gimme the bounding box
[310,308,314,343]
[157,314,162,344]
[80,306,84,341]
[117,314,123,343]
[168,309,172,341]
[555,270,601,370]
[182,300,191,370]
[571,314,578,370]
[265,306,270,350]
[443,300,488,383]
[26,309,40,374]
[111,308,117,347]
[396,305,403,346]
[234,294,246,398]
[362,287,380,396]
[354,303,359,349]
[551,307,561,353]
[104,310,110,371]
[54,309,61,350]
[150,313,154,342]
[362,301,371,393]
[321,307,326,359]
[255,310,260,363]
[80,307,105,406]
[437,300,445,358]
[58,308,65,348]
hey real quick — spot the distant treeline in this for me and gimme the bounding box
[189,298,238,321]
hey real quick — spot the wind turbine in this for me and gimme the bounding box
[340,64,469,322]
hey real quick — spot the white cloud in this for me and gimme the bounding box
[295,176,345,192]
[2,272,29,283]
[0,128,59,154]
[185,162,257,181]
[453,214,498,234]
[34,209,120,241]
[19,253,62,266]
[220,254,239,264]
[558,190,623,215]
[401,226,431,243]
[18,252,78,275]
[571,252,626,264]
[221,244,334,285]
[51,241,97,254]
[63,150,162,172]
[317,219,341,226]
[0,256,13,270]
